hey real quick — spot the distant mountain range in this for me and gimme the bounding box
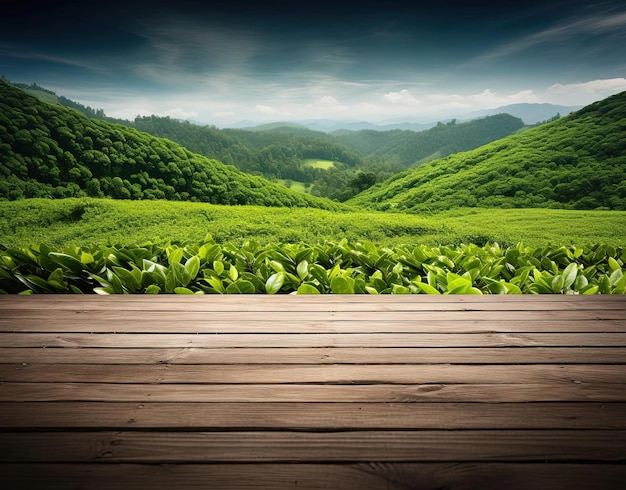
[231,103,581,132]
[463,103,581,124]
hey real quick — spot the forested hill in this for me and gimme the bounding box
[129,115,364,181]
[333,113,525,167]
[348,91,626,212]
[0,80,339,209]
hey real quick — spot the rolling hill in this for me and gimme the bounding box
[348,91,626,212]
[333,113,525,167]
[0,79,339,209]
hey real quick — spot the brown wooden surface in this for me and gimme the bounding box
[1,295,625,489]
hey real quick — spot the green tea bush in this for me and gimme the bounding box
[1,238,624,294]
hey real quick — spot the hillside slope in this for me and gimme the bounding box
[130,115,364,182]
[348,92,626,212]
[334,113,525,166]
[0,80,339,209]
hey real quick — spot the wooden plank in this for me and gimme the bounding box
[1,430,625,462]
[1,382,624,402]
[2,463,625,490]
[2,318,626,333]
[2,332,624,348]
[2,364,625,384]
[2,402,624,429]
[1,294,623,310]
[1,347,624,364]
[1,309,624,320]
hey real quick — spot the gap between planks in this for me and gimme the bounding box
[1,347,625,364]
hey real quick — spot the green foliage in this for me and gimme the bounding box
[335,114,525,167]
[1,199,624,249]
[0,79,338,210]
[129,115,364,185]
[349,91,626,212]
[1,238,623,294]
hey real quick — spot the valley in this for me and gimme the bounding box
[0,79,624,294]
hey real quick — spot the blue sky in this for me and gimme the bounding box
[1,0,625,125]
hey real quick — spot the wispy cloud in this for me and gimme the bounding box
[544,78,626,105]
[0,45,108,75]
[383,89,421,105]
[466,7,626,66]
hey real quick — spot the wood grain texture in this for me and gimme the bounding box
[1,347,625,364]
[2,318,626,333]
[0,295,624,489]
[2,430,625,462]
[2,463,625,490]
[2,332,625,348]
[2,363,624,384]
[2,402,624,429]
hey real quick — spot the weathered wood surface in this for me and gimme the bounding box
[1,295,624,489]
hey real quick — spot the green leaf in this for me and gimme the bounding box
[49,252,84,275]
[185,256,200,280]
[226,280,255,294]
[145,284,161,294]
[106,270,125,294]
[330,276,355,294]
[229,265,239,282]
[296,284,321,294]
[213,260,225,276]
[205,275,225,293]
[113,266,141,292]
[296,260,309,280]
[581,285,600,295]
[364,286,379,294]
[167,248,184,265]
[174,287,194,294]
[269,260,285,273]
[80,251,95,265]
[561,263,578,290]
[551,275,565,293]
[609,268,623,287]
[265,272,285,294]
[48,268,65,286]
[164,268,176,293]
[392,284,410,294]
[608,257,621,272]
[309,264,329,286]
[414,282,441,295]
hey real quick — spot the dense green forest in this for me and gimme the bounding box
[9,81,528,201]
[128,114,525,200]
[349,91,626,211]
[0,79,338,209]
[130,116,364,183]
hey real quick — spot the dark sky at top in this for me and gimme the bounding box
[1,0,625,124]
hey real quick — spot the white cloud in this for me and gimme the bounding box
[164,107,199,120]
[470,88,539,106]
[544,78,626,105]
[254,104,291,116]
[316,95,339,106]
[383,89,421,105]
[213,111,235,117]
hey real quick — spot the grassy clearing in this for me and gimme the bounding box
[302,158,336,169]
[0,198,624,248]
[277,179,308,192]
